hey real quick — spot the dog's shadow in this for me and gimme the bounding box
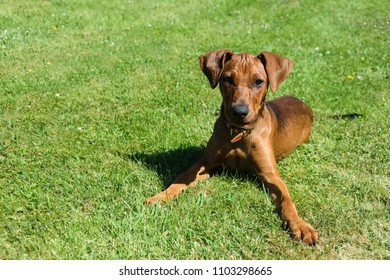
[123,146,205,187]
[124,145,275,215]
[123,145,266,193]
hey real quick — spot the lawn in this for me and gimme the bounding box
[0,0,388,259]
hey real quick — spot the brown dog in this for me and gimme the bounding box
[146,49,318,245]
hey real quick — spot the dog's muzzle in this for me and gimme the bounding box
[231,105,249,119]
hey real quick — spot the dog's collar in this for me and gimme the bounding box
[225,122,252,143]
[220,104,255,143]
[230,127,252,143]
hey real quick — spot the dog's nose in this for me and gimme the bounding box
[231,106,249,119]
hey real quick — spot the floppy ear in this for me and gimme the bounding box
[258,52,293,93]
[198,49,233,89]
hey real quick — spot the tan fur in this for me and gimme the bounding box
[146,49,318,245]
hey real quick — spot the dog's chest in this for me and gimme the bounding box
[222,147,252,173]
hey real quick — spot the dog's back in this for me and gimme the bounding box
[267,96,313,160]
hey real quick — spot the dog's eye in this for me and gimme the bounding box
[254,79,264,87]
[222,76,234,86]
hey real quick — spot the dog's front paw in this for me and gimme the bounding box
[145,184,187,206]
[144,196,160,205]
[284,218,318,246]
[145,193,169,206]
[145,190,173,206]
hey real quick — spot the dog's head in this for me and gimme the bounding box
[199,49,293,128]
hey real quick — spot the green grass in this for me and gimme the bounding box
[0,0,389,259]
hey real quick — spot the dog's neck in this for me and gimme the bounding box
[220,103,265,143]
[226,124,252,143]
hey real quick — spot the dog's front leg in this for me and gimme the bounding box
[253,145,318,245]
[145,159,213,205]
[262,174,318,245]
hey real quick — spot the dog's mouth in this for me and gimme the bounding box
[221,104,256,128]
[227,119,256,130]
[225,111,258,129]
